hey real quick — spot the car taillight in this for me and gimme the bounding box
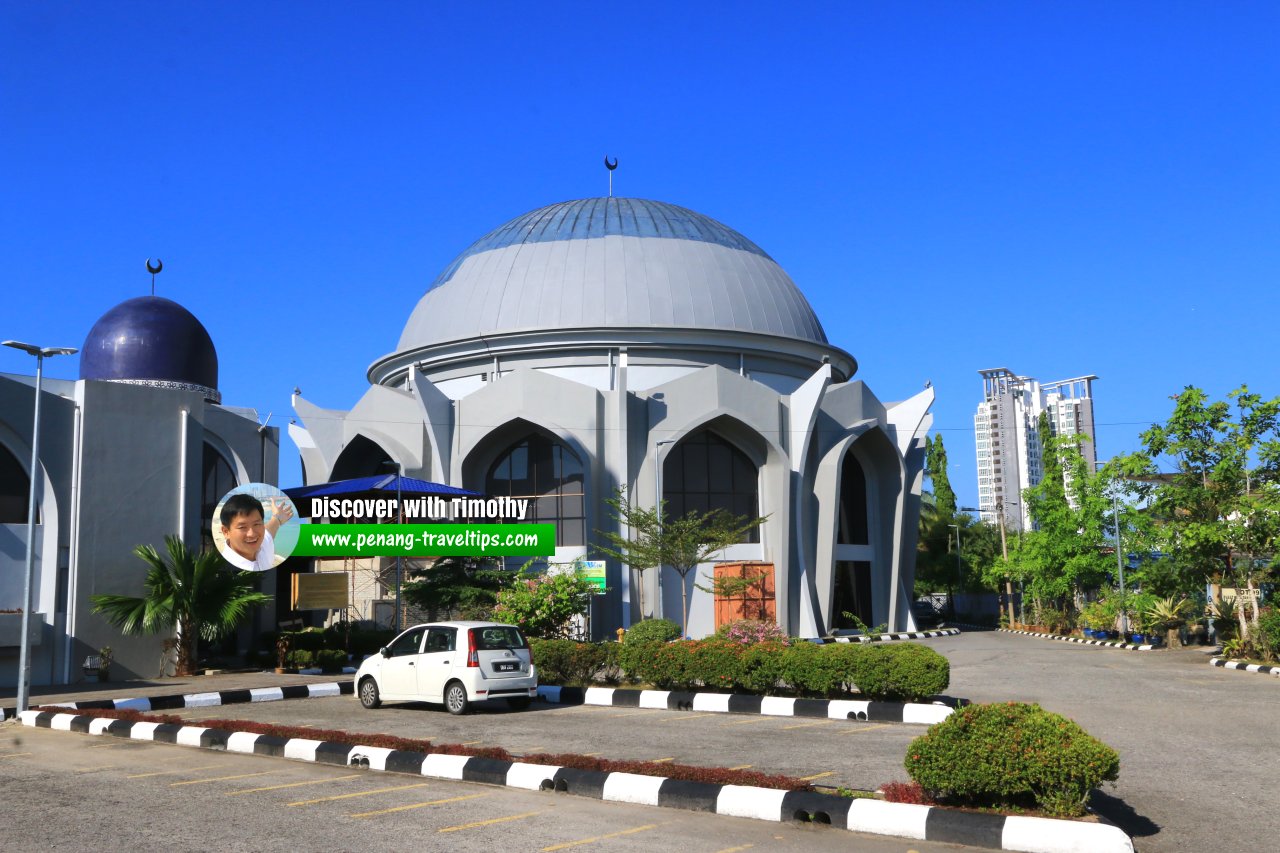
[466,628,479,667]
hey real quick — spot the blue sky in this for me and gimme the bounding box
[3,2,1277,510]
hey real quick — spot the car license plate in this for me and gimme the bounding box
[495,662,518,672]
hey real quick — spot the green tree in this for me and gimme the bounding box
[594,486,766,636]
[925,435,958,519]
[402,556,511,621]
[1120,385,1280,645]
[1001,434,1112,618]
[90,536,272,676]
[491,559,597,639]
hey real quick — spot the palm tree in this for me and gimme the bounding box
[90,536,272,676]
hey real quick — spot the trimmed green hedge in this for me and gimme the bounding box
[905,702,1119,817]
[550,638,949,701]
[624,618,681,644]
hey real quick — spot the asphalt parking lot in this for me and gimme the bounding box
[0,723,959,853]
[10,630,1277,852]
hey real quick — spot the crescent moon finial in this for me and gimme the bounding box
[146,258,163,275]
[604,156,618,171]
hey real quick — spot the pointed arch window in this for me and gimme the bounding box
[485,434,585,546]
[0,443,34,524]
[663,430,759,543]
[838,452,868,545]
[201,443,238,552]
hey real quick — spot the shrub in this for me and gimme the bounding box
[287,649,315,669]
[315,649,348,672]
[779,641,847,696]
[852,643,949,702]
[715,619,791,646]
[492,561,596,639]
[905,702,1119,817]
[880,780,933,805]
[738,640,789,693]
[685,638,745,691]
[1257,608,1280,662]
[625,618,681,645]
[529,639,610,685]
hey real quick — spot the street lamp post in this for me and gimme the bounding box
[947,523,962,618]
[381,460,404,632]
[3,340,78,713]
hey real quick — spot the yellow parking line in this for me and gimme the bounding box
[0,752,32,760]
[128,763,223,779]
[171,771,273,787]
[721,717,770,726]
[649,757,675,763]
[75,765,119,773]
[288,781,431,806]
[713,845,755,853]
[438,810,543,833]
[226,774,362,795]
[727,764,753,770]
[609,711,649,717]
[836,723,892,736]
[658,713,717,723]
[460,740,484,746]
[581,752,602,757]
[782,720,833,730]
[350,792,490,818]
[87,742,133,749]
[800,771,834,781]
[542,822,662,850]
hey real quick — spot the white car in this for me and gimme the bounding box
[355,621,538,715]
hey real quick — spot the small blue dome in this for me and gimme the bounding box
[80,296,220,402]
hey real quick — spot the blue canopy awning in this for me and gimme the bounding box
[284,475,479,504]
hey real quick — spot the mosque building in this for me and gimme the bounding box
[291,197,933,638]
[0,292,279,687]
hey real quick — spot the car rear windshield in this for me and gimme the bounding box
[473,626,527,650]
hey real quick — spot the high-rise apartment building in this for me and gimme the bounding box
[975,369,1097,531]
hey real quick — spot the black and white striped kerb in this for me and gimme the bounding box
[998,628,1155,651]
[1,681,352,721]
[1210,658,1280,678]
[535,686,955,725]
[825,628,961,643]
[18,709,1133,853]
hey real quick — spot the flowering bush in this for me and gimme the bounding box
[491,560,595,639]
[904,702,1119,817]
[715,619,791,646]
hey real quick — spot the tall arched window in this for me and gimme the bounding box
[663,430,759,543]
[837,451,868,545]
[201,443,238,552]
[0,443,34,524]
[485,434,585,546]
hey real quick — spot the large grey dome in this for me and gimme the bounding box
[394,198,829,355]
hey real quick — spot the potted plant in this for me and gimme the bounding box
[97,646,113,682]
[275,634,292,674]
[1144,596,1194,649]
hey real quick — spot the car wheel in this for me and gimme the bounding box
[506,696,532,711]
[444,681,470,715]
[358,677,381,709]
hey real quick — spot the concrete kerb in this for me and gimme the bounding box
[536,685,957,725]
[1210,657,1280,678]
[821,628,962,644]
[17,709,1134,853]
[0,680,353,721]
[998,628,1156,651]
